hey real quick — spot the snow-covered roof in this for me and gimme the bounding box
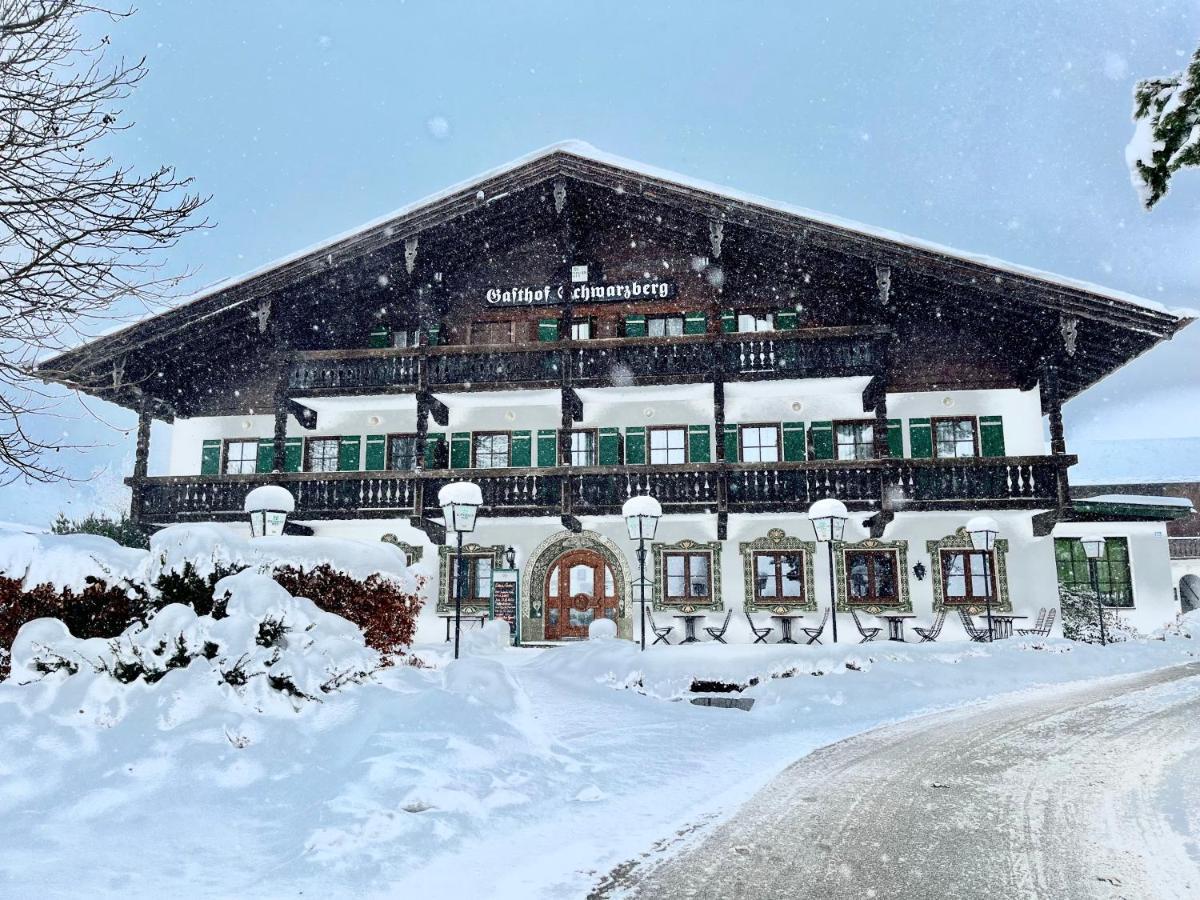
[40,140,1196,365]
[1080,494,1194,509]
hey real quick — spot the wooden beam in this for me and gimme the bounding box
[561,514,582,533]
[287,399,318,431]
[409,515,446,544]
[865,509,894,539]
[419,391,449,427]
[1032,509,1061,538]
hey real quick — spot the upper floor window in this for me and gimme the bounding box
[388,434,419,471]
[740,424,780,463]
[934,417,978,458]
[391,329,416,348]
[664,552,710,602]
[646,315,684,338]
[1054,537,1133,607]
[473,432,510,468]
[224,439,258,475]
[649,426,687,465]
[571,319,592,340]
[941,550,994,603]
[737,311,775,333]
[570,430,597,467]
[846,550,898,605]
[754,551,804,602]
[835,421,874,461]
[306,438,341,473]
[470,320,515,345]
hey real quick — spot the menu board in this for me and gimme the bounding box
[491,569,519,644]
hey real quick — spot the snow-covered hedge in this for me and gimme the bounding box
[10,571,378,708]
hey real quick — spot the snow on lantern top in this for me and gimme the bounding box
[243,485,295,514]
[622,495,662,519]
[438,481,483,507]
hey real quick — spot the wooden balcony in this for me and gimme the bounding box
[130,455,1072,525]
[286,326,887,396]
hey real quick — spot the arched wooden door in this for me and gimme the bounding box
[544,549,618,640]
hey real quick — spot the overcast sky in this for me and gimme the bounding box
[8,0,1200,526]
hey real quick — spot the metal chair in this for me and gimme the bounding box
[801,608,830,645]
[851,610,881,643]
[957,609,991,642]
[645,607,674,645]
[704,609,733,643]
[745,612,773,644]
[1018,608,1056,637]
[913,608,947,643]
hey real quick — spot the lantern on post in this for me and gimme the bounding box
[623,495,662,651]
[244,485,294,538]
[808,498,849,644]
[966,516,1000,642]
[1080,535,1109,647]
[439,481,483,660]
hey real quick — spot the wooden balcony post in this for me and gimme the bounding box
[129,400,152,524]
[713,370,729,539]
[1041,361,1071,509]
[272,363,289,472]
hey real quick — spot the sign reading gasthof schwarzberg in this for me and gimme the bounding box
[485,278,675,306]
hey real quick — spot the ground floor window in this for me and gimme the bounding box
[940,549,995,604]
[753,551,804,603]
[845,550,898,605]
[224,439,259,474]
[1054,537,1133,607]
[450,555,494,604]
[664,552,710,603]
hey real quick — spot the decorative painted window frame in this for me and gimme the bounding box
[652,538,724,612]
[738,529,816,613]
[832,539,911,613]
[925,528,1011,614]
[436,543,506,615]
[381,533,424,566]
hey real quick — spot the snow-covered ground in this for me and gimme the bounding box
[2,617,1198,898]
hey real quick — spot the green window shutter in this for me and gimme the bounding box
[337,436,361,471]
[979,416,1006,457]
[424,434,445,469]
[256,439,274,473]
[783,422,807,461]
[511,430,532,467]
[887,419,903,458]
[538,319,560,342]
[426,324,441,346]
[723,424,739,462]
[683,311,707,335]
[200,440,221,475]
[598,427,622,465]
[720,309,736,333]
[284,438,303,472]
[537,430,558,467]
[688,424,711,462]
[625,426,646,465]
[809,421,833,460]
[368,326,390,348]
[450,432,471,469]
[624,314,647,338]
[776,310,798,331]
[909,418,933,459]
[365,434,387,471]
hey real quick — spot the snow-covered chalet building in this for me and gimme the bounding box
[40,143,1196,642]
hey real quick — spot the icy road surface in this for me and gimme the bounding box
[625,663,1200,900]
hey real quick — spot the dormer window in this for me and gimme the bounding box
[646,315,684,337]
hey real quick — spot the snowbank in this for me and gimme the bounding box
[0,531,146,593]
[145,523,415,587]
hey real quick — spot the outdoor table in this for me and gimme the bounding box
[876,612,917,642]
[987,614,1028,640]
[673,614,705,644]
[771,615,803,644]
[441,614,488,642]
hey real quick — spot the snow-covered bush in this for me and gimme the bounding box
[1059,586,1139,644]
[1153,609,1200,640]
[9,570,378,707]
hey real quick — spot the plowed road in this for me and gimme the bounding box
[625,664,1200,900]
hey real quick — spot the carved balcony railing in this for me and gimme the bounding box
[130,455,1071,524]
[1169,537,1200,560]
[286,326,887,396]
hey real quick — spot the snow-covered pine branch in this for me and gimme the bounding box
[1127,44,1200,209]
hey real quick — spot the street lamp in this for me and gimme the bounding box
[439,481,482,660]
[623,495,662,651]
[1080,535,1109,647]
[966,516,1000,642]
[244,485,294,538]
[808,497,848,644]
